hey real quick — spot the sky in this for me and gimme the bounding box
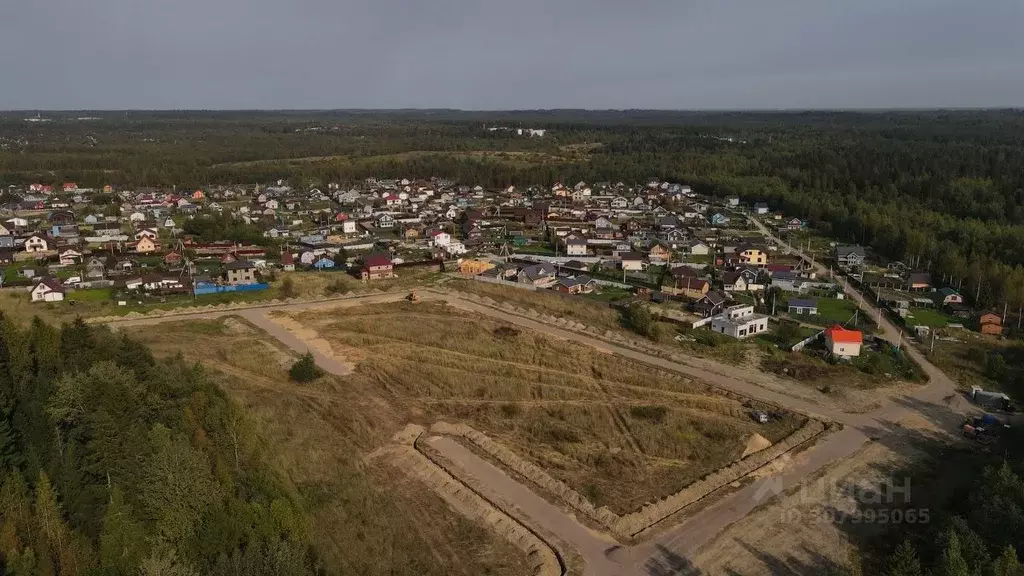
[2,0,1022,110]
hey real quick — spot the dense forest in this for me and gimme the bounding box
[0,318,316,575]
[3,110,1024,312]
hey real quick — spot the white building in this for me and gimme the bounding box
[710,305,769,339]
[24,235,49,253]
[30,278,65,302]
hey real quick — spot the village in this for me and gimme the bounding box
[0,177,1009,367]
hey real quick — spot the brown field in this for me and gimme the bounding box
[120,316,529,576]
[282,301,806,515]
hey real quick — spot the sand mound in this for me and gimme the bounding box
[742,433,773,458]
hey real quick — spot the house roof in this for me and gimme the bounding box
[34,277,65,293]
[677,277,710,291]
[789,299,818,308]
[698,291,726,306]
[224,260,256,271]
[907,272,931,285]
[835,245,866,258]
[671,265,700,278]
[722,271,745,284]
[825,325,863,344]
[362,253,393,268]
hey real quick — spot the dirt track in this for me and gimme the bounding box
[104,281,966,575]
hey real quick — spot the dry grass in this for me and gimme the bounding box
[289,301,805,515]
[121,316,529,576]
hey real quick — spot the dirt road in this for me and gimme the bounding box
[103,285,965,575]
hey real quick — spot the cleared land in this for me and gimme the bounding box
[279,300,806,515]
[121,316,529,576]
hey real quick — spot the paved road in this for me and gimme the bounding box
[104,284,964,575]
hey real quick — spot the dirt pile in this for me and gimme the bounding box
[741,433,773,458]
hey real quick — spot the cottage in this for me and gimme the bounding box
[376,213,395,229]
[710,305,769,339]
[648,243,672,265]
[674,276,711,300]
[619,252,645,272]
[30,277,65,302]
[313,256,335,270]
[834,245,866,268]
[553,275,596,295]
[281,252,295,272]
[58,248,82,266]
[23,235,49,253]
[978,313,1003,336]
[564,235,588,257]
[134,236,158,254]
[682,239,710,256]
[517,263,557,286]
[754,202,770,215]
[736,245,768,267]
[934,287,964,307]
[824,325,863,358]
[722,271,748,292]
[694,291,727,317]
[788,299,819,315]
[224,260,258,285]
[361,253,395,281]
[906,272,932,291]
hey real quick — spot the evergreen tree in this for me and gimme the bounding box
[288,353,322,383]
[887,540,922,576]
[937,531,972,576]
[993,546,1024,576]
[100,487,147,576]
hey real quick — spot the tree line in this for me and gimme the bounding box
[0,317,317,575]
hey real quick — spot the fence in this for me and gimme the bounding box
[193,283,270,295]
[791,329,824,352]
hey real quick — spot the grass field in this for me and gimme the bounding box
[905,307,958,328]
[121,315,529,576]
[283,301,805,515]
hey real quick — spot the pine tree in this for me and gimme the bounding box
[100,487,147,576]
[937,531,971,576]
[887,540,922,576]
[0,404,20,470]
[993,546,1023,576]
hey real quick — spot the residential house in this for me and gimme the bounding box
[553,275,596,295]
[376,213,395,229]
[58,248,82,266]
[978,313,1003,336]
[710,305,769,339]
[786,217,804,230]
[459,259,496,276]
[673,276,711,300]
[754,202,770,215]
[736,244,768,267]
[360,254,395,281]
[224,260,258,285]
[726,196,740,207]
[834,245,866,268]
[933,287,964,307]
[281,252,295,272]
[23,235,49,253]
[824,325,863,358]
[313,256,335,270]
[564,235,588,257]
[30,277,65,303]
[619,252,645,272]
[428,230,451,247]
[906,273,931,291]
[682,239,710,256]
[517,263,557,286]
[693,291,727,317]
[135,236,158,254]
[788,299,819,315]
[722,271,748,292]
[648,243,672,265]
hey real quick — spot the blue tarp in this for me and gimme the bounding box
[193,283,269,295]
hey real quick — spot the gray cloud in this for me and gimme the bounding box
[1,0,1022,109]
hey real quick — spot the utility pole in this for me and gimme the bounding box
[930,331,935,354]
[896,330,903,351]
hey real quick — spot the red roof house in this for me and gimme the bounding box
[823,325,863,358]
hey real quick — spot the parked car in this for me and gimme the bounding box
[753,410,770,424]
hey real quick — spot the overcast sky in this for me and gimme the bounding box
[2,0,1022,110]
